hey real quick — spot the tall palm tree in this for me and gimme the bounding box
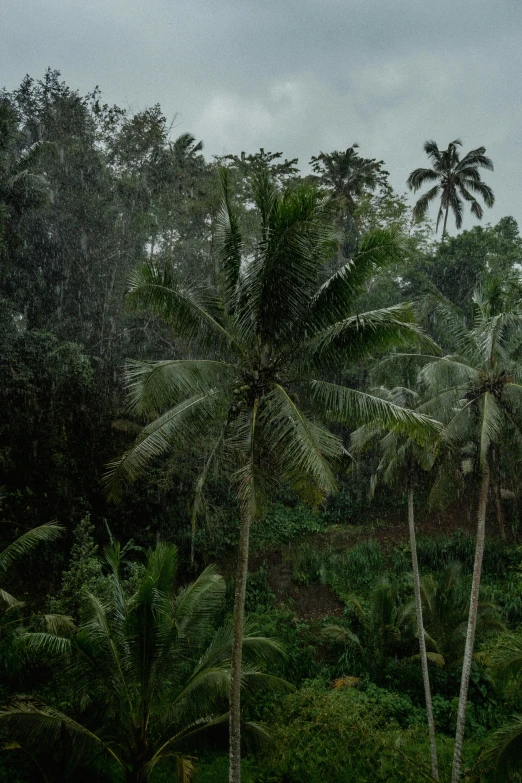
[310,145,384,217]
[351,386,440,780]
[0,542,284,783]
[105,170,440,783]
[407,139,494,234]
[420,287,522,782]
[310,145,385,264]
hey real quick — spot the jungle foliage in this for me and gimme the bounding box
[1,71,522,782]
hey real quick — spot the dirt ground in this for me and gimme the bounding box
[249,497,517,621]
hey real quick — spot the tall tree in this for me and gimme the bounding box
[105,171,440,783]
[310,145,385,263]
[0,542,283,783]
[407,139,494,234]
[420,286,522,782]
[310,145,384,217]
[351,386,439,780]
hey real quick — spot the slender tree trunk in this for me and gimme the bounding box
[442,202,450,237]
[495,481,506,541]
[229,504,252,783]
[451,462,490,783]
[408,483,438,780]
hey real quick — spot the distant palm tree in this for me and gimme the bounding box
[407,139,494,234]
[0,543,283,783]
[310,145,384,217]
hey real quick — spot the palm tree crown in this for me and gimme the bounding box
[407,139,494,234]
[310,145,384,216]
[105,170,438,512]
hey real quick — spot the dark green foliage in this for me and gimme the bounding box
[250,503,324,551]
[254,681,460,783]
[3,68,522,783]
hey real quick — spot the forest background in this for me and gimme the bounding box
[1,70,522,782]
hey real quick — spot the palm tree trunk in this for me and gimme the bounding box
[408,482,438,780]
[494,481,506,541]
[229,504,251,783]
[451,462,490,783]
[442,202,450,237]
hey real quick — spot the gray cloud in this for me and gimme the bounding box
[2,0,521,227]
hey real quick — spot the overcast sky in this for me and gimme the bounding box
[2,0,521,229]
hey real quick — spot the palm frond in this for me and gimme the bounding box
[411,185,440,222]
[322,623,361,646]
[310,380,441,446]
[303,304,437,369]
[456,147,493,172]
[125,359,235,417]
[450,190,464,229]
[0,702,124,771]
[0,523,64,574]
[407,168,438,192]
[307,228,408,330]
[423,140,445,162]
[216,167,244,312]
[261,385,341,497]
[104,390,224,500]
[126,261,234,352]
[479,715,522,781]
[479,392,503,465]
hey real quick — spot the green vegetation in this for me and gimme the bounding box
[1,70,522,782]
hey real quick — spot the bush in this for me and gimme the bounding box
[251,503,324,551]
[256,680,460,783]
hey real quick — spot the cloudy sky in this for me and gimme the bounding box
[2,0,521,228]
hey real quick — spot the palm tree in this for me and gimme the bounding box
[310,145,384,217]
[0,542,284,783]
[310,145,385,265]
[407,139,494,234]
[420,287,522,782]
[104,170,440,783]
[351,386,440,780]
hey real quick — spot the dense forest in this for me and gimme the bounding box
[1,69,522,783]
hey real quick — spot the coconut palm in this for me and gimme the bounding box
[407,139,494,234]
[351,386,440,780]
[419,286,522,782]
[104,170,440,783]
[0,542,284,783]
[310,145,384,217]
[310,145,385,265]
